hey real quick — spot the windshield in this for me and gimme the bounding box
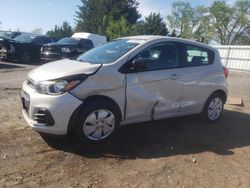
[15,34,37,43]
[0,31,13,38]
[77,39,144,64]
[57,37,80,45]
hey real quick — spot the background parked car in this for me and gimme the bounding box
[40,37,94,61]
[40,32,107,61]
[0,33,53,63]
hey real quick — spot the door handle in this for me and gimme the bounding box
[170,73,179,80]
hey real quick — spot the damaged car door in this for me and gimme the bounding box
[125,42,183,122]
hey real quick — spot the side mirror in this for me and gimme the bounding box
[132,58,148,71]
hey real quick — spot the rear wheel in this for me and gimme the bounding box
[75,99,120,143]
[201,93,224,122]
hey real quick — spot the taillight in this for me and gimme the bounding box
[223,66,229,78]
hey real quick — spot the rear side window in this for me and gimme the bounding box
[35,38,43,45]
[43,37,52,44]
[183,45,214,67]
[80,39,94,50]
[42,37,53,44]
[11,32,21,39]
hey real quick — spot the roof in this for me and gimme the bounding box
[120,35,217,51]
[119,35,164,41]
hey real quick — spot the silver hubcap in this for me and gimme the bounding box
[208,97,223,120]
[83,109,115,141]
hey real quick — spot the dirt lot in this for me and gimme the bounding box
[0,61,250,188]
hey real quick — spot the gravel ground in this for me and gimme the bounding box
[0,61,250,188]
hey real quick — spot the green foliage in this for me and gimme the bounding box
[106,16,137,40]
[48,0,249,44]
[236,30,250,45]
[208,0,250,45]
[166,0,250,44]
[46,21,73,41]
[75,0,141,35]
[137,13,168,36]
[166,1,209,42]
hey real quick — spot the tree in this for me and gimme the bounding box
[166,1,209,41]
[32,28,43,34]
[208,0,250,45]
[137,13,168,36]
[75,0,141,35]
[106,16,137,39]
[236,29,250,45]
[46,21,73,40]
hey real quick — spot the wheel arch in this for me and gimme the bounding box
[201,89,227,122]
[209,89,227,104]
[201,89,227,114]
[67,95,122,135]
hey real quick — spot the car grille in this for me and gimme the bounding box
[33,110,47,124]
[33,108,55,126]
[42,46,61,53]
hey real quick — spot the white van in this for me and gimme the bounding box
[71,32,107,47]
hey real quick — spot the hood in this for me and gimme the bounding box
[0,36,15,44]
[28,59,101,82]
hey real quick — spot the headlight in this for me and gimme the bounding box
[61,47,71,53]
[37,79,82,95]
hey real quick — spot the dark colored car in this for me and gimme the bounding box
[40,37,94,61]
[0,30,23,39]
[0,33,53,62]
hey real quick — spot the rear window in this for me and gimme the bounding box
[183,45,214,67]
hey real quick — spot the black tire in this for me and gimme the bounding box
[75,99,121,143]
[201,93,225,123]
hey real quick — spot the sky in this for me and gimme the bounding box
[0,0,228,33]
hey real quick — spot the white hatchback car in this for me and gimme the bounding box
[21,36,228,142]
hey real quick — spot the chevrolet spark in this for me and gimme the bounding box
[21,36,228,142]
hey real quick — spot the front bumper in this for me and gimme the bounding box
[21,81,82,135]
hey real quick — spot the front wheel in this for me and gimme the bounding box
[201,93,224,122]
[75,100,120,143]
